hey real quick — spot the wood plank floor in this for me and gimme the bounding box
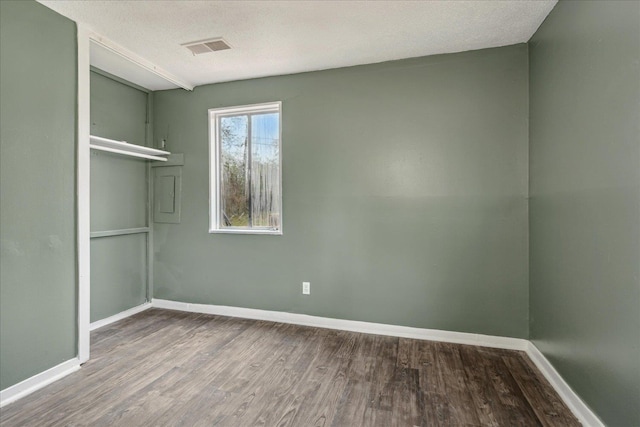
[0,309,580,426]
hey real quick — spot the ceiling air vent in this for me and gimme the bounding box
[183,38,231,55]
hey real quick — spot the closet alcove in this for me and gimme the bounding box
[88,39,180,326]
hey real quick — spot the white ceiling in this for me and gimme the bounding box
[38,0,557,91]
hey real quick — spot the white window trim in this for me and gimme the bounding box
[208,101,283,235]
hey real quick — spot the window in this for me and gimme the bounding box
[209,102,282,234]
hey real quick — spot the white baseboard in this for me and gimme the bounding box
[152,298,528,350]
[0,358,80,408]
[525,342,604,427]
[90,302,152,331]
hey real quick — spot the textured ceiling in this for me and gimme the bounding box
[39,0,557,91]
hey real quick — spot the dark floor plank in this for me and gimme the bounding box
[331,334,383,425]
[331,380,375,426]
[390,367,423,427]
[504,354,581,427]
[470,347,542,426]
[217,325,324,426]
[368,335,398,413]
[459,344,521,427]
[431,342,483,426]
[157,321,303,426]
[283,331,349,426]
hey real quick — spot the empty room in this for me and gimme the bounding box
[0,0,638,426]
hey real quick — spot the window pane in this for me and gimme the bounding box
[220,115,249,227]
[210,103,281,234]
[250,113,280,228]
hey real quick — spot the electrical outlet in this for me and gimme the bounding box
[302,281,310,295]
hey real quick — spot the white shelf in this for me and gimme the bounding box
[90,135,170,161]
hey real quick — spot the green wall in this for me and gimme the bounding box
[90,72,150,322]
[529,1,640,425]
[0,0,77,389]
[153,45,530,338]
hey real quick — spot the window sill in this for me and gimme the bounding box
[209,228,282,236]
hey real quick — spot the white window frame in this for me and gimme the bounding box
[209,101,283,235]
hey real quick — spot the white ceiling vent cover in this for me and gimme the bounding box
[183,38,231,55]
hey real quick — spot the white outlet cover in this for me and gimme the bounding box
[302,282,310,295]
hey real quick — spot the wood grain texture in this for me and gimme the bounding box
[0,309,580,426]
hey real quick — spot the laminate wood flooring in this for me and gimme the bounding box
[0,309,580,426]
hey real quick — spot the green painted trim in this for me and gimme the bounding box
[90,227,150,238]
[145,91,154,147]
[151,153,184,167]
